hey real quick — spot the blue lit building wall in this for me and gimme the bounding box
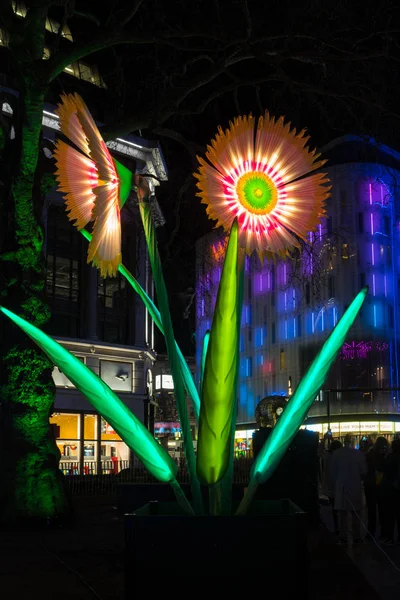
[195,138,400,424]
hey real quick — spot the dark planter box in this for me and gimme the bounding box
[117,482,246,514]
[253,428,320,524]
[125,499,308,594]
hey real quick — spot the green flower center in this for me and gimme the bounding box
[236,171,278,215]
[244,178,273,209]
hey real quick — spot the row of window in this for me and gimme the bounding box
[46,253,130,310]
[1,3,106,88]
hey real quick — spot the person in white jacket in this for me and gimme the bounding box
[331,434,367,544]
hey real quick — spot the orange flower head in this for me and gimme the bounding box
[195,113,331,260]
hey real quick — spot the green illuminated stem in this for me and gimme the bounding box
[236,480,258,516]
[137,200,203,515]
[209,482,222,516]
[221,248,245,515]
[197,220,239,485]
[80,228,200,420]
[200,329,210,395]
[236,287,368,515]
[0,306,182,489]
[170,478,195,516]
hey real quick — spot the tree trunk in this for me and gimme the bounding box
[0,76,69,522]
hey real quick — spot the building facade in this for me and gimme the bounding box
[152,353,197,460]
[0,5,169,475]
[1,97,167,475]
[196,136,400,444]
[43,109,167,475]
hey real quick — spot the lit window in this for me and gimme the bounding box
[50,413,80,470]
[11,3,73,40]
[0,28,9,47]
[64,64,76,75]
[12,1,27,17]
[280,349,285,370]
[63,61,107,88]
[46,254,79,302]
[45,17,73,40]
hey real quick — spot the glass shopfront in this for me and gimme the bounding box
[234,429,255,458]
[50,411,130,474]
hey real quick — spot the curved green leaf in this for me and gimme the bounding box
[197,219,239,485]
[80,228,200,420]
[237,287,368,513]
[200,329,210,395]
[0,306,177,484]
[138,200,203,514]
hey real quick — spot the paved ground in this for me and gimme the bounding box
[0,496,393,599]
[320,505,400,600]
[0,498,123,600]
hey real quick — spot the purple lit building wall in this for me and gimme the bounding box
[195,136,400,426]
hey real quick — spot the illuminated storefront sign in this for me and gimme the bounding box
[303,420,397,436]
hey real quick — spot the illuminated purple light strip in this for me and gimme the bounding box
[340,340,388,360]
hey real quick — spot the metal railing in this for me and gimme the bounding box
[63,458,253,495]
[59,460,132,476]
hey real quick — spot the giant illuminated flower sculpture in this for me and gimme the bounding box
[0,94,368,517]
[195,113,330,259]
[54,93,133,277]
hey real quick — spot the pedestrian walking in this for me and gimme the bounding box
[321,440,342,538]
[381,438,400,544]
[331,434,367,544]
[364,436,388,538]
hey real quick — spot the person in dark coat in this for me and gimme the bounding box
[381,438,400,544]
[331,435,367,544]
[321,440,342,537]
[364,436,388,538]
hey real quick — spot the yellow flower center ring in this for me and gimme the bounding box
[236,172,278,215]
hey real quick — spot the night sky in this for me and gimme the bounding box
[44,0,400,354]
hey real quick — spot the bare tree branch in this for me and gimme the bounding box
[119,0,147,28]
[153,127,203,162]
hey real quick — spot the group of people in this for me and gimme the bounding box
[321,434,400,544]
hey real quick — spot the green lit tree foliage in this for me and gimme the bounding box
[0,0,398,521]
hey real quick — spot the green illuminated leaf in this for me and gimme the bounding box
[197,219,239,485]
[237,287,368,513]
[138,200,202,513]
[113,158,134,208]
[200,329,210,394]
[81,228,200,420]
[0,306,177,484]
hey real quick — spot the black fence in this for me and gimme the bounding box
[63,458,253,495]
